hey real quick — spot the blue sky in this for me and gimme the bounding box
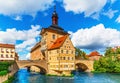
[0,0,120,59]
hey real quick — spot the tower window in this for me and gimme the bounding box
[52,34,56,39]
[66,50,68,54]
[61,50,63,53]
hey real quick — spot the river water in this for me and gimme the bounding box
[13,69,120,83]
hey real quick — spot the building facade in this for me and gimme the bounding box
[0,43,18,61]
[30,7,75,75]
[30,42,45,60]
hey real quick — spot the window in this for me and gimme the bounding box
[45,33,47,35]
[57,50,59,53]
[63,57,65,60]
[64,65,68,68]
[60,57,62,60]
[66,50,68,54]
[68,57,70,60]
[1,54,3,58]
[52,34,55,39]
[61,50,63,53]
[71,65,74,67]
[57,57,59,60]
[11,55,13,58]
[71,57,74,60]
[71,51,74,54]
[11,49,14,53]
[64,46,66,48]
[49,51,51,54]
[6,54,8,58]
[6,49,9,53]
[1,48,4,53]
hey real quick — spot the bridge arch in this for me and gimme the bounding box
[20,64,47,74]
[16,60,48,74]
[75,63,88,72]
[75,60,94,72]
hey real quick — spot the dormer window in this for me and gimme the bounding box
[52,34,55,39]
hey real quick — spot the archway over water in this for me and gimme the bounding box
[20,65,47,74]
[75,63,89,72]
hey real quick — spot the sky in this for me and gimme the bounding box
[0,0,120,60]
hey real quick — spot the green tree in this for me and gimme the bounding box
[75,47,87,60]
[104,47,114,57]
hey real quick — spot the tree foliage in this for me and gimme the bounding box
[94,47,120,73]
[75,47,88,60]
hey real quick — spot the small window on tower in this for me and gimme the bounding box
[52,34,55,39]
[61,50,63,53]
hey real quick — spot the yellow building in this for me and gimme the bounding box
[0,43,18,61]
[30,7,75,75]
[30,41,45,60]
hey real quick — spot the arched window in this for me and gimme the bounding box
[52,34,55,39]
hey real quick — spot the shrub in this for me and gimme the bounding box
[0,70,8,76]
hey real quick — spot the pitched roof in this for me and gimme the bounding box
[88,51,101,57]
[0,43,15,48]
[48,35,68,50]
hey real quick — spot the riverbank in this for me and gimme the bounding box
[3,76,15,83]
[0,61,19,83]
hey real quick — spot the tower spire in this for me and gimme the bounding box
[52,5,58,25]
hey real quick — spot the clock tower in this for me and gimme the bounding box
[52,5,58,25]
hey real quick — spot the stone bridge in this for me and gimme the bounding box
[16,60,94,73]
[75,60,94,72]
[16,60,48,73]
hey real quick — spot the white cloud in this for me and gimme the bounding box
[0,25,40,43]
[116,15,120,23]
[16,38,36,52]
[103,9,118,19]
[14,16,22,21]
[26,53,30,60]
[0,25,41,59]
[63,0,107,17]
[0,0,54,16]
[70,24,120,51]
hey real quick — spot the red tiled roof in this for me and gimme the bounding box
[0,43,15,48]
[88,51,101,57]
[48,35,68,50]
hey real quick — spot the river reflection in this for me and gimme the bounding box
[13,69,120,83]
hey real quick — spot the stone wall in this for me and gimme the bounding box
[0,74,9,83]
[0,62,19,83]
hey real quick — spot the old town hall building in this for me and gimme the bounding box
[30,7,75,75]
